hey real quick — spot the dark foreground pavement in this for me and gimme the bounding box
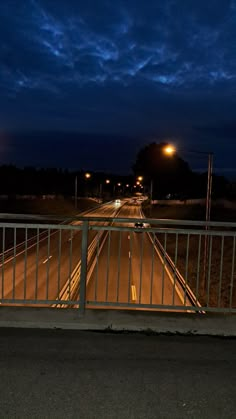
[0,329,236,419]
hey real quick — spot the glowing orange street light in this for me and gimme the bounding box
[164,145,176,155]
[85,172,91,179]
[136,181,140,185]
[137,176,143,182]
[106,179,110,184]
[126,184,129,187]
[117,183,121,186]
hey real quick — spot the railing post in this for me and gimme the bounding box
[79,220,89,314]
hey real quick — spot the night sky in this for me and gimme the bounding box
[0,1,236,175]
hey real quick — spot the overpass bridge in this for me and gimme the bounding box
[1,200,236,418]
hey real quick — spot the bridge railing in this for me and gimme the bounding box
[0,214,236,313]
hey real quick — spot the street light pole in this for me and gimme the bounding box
[164,144,214,292]
[150,179,153,216]
[75,175,78,209]
[203,152,213,289]
[206,153,213,224]
[99,183,102,201]
[150,179,153,202]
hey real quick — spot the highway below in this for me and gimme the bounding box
[0,199,192,309]
[0,201,123,304]
[87,202,190,308]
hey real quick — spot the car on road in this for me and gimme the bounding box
[115,199,121,204]
[134,222,144,231]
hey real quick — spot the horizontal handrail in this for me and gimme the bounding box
[1,209,235,314]
[0,200,122,258]
[2,212,236,228]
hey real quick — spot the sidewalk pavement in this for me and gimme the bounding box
[0,329,236,418]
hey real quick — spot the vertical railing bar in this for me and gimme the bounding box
[94,233,100,302]
[12,227,16,299]
[23,228,28,300]
[57,229,62,299]
[79,221,89,313]
[105,231,111,302]
[128,231,133,303]
[68,229,73,301]
[161,233,167,304]
[172,233,178,305]
[230,236,236,310]
[184,234,190,306]
[116,231,122,302]
[1,227,5,299]
[195,234,201,304]
[35,227,39,300]
[207,235,213,307]
[139,232,144,304]
[46,228,50,300]
[218,236,224,308]
[150,232,155,304]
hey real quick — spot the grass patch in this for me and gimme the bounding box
[143,202,236,222]
[143,203,236,309]
[0,198,100,253]
[0,197,99,217]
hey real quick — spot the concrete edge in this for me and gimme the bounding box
[0,307,236,336]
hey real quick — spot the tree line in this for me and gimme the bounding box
[0,142,234,199]
[0,166,133,197]
[133,142,233,200]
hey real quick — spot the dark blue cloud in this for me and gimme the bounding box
[0,0,236,174]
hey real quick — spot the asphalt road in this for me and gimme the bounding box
[0,201,123,303]
[1,199,191,309]
[1,328,236,419]
[87,202,189,308]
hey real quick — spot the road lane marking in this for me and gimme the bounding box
[43,255,52,264]
[128,235,130,240]
[146,232,185,306]
[131,285,137,302]
[139,208,189,306]
[128,251,131,258]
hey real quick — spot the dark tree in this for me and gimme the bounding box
[133,142,193,198]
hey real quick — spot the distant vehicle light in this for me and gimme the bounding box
[115,199,121,204]
[134,222,144,231]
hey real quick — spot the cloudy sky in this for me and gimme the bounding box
[0,0,236,174]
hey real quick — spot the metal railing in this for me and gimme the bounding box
[0,214,236,313]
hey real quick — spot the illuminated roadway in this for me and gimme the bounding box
[87,202,190,308]
[0,201,123,303]
[0,199,190,308]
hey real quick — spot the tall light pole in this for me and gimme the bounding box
[206,153,213,224]
[74,175,78,209]
[99,183,103,201]
[75,172,92,208]
[84,172,91,197]
[204,152,213,289]
[164,145,213,223]
[100,179,110,201]
[164,145,214,290]
[150,179,153,216]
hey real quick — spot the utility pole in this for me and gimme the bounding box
[99,183,103,202]
[150,179,153,216]
[75,175,78,209]
[203,153,213,291]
